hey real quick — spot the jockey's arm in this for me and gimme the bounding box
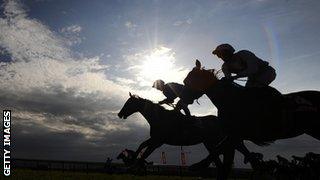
[222,64,232,78]
[222,64,239,81]
[159,98,174,105]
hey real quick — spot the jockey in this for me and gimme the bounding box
[212,44,276,87]
[152,79,194,116]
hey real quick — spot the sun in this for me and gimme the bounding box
[133,46,189,100]
[140,47,175,83]
[135,46,189,91]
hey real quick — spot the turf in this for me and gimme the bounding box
[6,169,208,180]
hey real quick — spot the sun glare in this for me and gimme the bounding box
[134,46,189,101]
[140,47,175,83]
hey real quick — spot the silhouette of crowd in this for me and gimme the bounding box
[251,152,320,180]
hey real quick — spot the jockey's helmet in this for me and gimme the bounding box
[152,79,165,90]
[212,44,235,55]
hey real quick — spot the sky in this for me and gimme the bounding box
[0,0,320,167]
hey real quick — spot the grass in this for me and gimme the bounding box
[5,168,251,180]
[6,169,206,180]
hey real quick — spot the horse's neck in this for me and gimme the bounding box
[206,83,236,109]
[138,100,159,125]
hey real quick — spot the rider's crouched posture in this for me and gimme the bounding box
[152,79,197,117]
[212,44,276,87]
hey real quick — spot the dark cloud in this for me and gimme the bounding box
[0,85,121,115]
[0,81,155,162]
[11,116,150,162]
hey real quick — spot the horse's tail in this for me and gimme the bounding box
[252,140,274,146]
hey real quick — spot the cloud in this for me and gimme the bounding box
[115,77,136,86]
[61,24,82,33]
[2,0,27,19]
[60,25,83,46]
[0,0,140,150]
[0,1,124,93]
[12,116,149,162]
[173,18,192,26]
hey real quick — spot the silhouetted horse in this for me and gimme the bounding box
[117,149,153,166]
[118,93,250,180]
[117,149,136,166]
[184,60,320,167]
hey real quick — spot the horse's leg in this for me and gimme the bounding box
[190,153,231,180]
[235,141,263,169]
[214,137,252,180]
[235,141,250,157]
[221,148,235,180]
[134,138,152,158]
[136,141,162,166]
[207,140,236,180]
[190,137,236,170]
[195,142,233,180]
[203,142,224,169]
[189,142,223,171]
[190,153,223,168]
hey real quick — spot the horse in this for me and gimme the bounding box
[117,149,136,166]
[117,149,153,166]
[118,93,251,180]
[183,60,320,167]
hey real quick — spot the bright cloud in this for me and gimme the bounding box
[0,0,136,141]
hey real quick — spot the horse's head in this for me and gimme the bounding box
[118,92,142,119]
[183,60,219,93]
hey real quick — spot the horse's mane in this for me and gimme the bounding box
[136,96,186,117]
[138,97,217,121]
[141,97,166,110]
[184,67,219,91]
